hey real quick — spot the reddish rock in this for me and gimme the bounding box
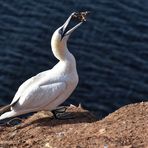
[0,102,148,148]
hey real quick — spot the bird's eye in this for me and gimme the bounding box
[58,28,63,35]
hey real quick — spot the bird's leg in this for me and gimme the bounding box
[51,106,67,119]
[7,117,22,126]
[0,117,22,126]
[0,120,7,126]
[51,106,74,120]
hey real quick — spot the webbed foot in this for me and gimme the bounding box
[0,117,22,126]
[51,106,75,120]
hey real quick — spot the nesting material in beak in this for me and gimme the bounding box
[61,11,89,38]
[72,11,90,22]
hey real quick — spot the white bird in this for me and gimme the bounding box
[0,12,84,121]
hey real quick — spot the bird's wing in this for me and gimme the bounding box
[15,82,66,111]
[10,70,50,105]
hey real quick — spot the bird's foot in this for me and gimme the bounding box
[51,106,75,120]
[7,117,22,126]
[0,117,22,126]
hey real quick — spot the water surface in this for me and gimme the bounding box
[0,0,148,117]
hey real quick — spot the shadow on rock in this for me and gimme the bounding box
[18,107,97,129]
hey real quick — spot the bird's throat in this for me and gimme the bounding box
[52,42,69,61]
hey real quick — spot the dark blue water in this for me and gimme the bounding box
[0,0,148,117]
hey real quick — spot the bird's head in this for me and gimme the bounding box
[51,12,84,51]
[51,12,89,60]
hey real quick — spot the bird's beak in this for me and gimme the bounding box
[61,13,83,38]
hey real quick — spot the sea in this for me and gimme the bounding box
[0,0,148,118]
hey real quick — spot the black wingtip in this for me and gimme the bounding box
[0,104,11,115]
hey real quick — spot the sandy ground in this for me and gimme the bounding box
[0,102,148,148]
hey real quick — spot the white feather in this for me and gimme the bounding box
[0,13,81,120]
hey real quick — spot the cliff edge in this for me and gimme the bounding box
[0,102,148,148]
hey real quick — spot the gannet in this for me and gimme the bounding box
[0,12,85,121]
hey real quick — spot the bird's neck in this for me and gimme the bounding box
[51,38,76,68]
[56,47,75,64]
[52,47,77,76]
[52,41,71,61]
[52,45,77,71]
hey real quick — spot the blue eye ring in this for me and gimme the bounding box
[59,28,65,40]
[58,28,63,35]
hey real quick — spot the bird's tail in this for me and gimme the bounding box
[0,101,19,122]
[0,104,12,116]
[0,110,17,121]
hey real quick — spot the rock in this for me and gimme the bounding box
[0,102,148,148]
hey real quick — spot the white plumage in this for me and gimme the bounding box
[0,13,83,120]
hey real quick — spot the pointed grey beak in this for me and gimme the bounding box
[60,13,83,39]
